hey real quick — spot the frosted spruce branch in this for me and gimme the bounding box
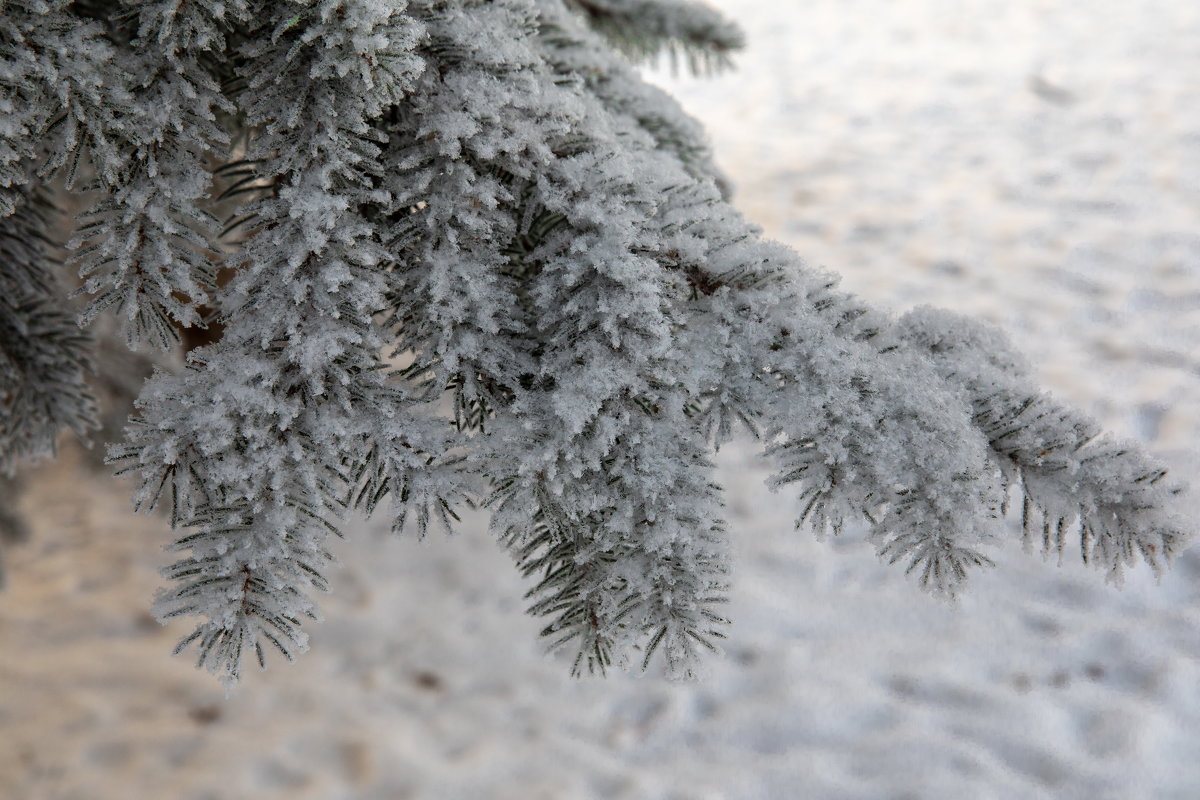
[536,1,1186,598]
[0,187,96,473]
[566,0,743,74]
[115,0,449,682]
[896,307,1188,585]
[1,1,123,215]
[68,1,244,348]
[381,0,731,676]
[538,13,733,195]
[1,0,1190,684]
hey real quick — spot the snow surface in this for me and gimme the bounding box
[4,0,1200,797]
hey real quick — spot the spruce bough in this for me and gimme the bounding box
[0,0,1188,685]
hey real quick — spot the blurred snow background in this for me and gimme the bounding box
[3,0,1200,797]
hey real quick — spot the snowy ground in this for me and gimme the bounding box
[4,1,1200,797]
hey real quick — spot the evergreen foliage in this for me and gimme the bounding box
[1,185,96,469]
[0,0,1189,685]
